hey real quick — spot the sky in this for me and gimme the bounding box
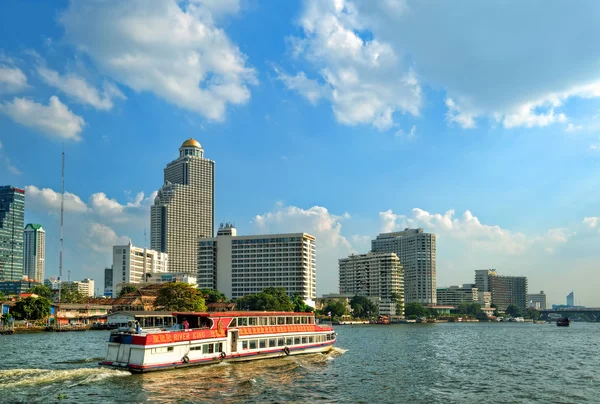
[1,0,600,305]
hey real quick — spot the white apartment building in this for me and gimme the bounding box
[198,224,316,306]
[436,284,479,306]
[371,228,436,305]
[145,272,197,287]
[338,252,404,316]
[112,241,168,297]
[23,223,45,282]
[63,278,95,297]
[151,138,214,276]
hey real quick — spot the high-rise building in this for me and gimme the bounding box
[112,241,168,297]
[0,186,25,281]
[104,266,113,297]
[338,252,404,316]
[527,291,547,310]
[436,284,478,306]
[198,224,316,305]
[371,228,436,305]
[23,224,45,282]
[63,278,95,297]
[475,270,528,311]
[151,139,215,276]
[566,291,574,307]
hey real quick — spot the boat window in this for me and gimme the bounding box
[301,337,307,344]
[191,345,202,351]
[308,317,314,324]
[208,344,214,354]
[249,340,257,350]
[216,342,223,352]
[249,317,257,326]
[230,318,237,327]
[326,334,331,341]
[269,339,276,347]
[240,318,248,327]
[242,341,248,350]
[277,317,285,325]
[293,317,300,324]
[269,317,277,326]
[277,338,285,346]
[294,337,300,345]
[259,317,268,326]
[203,344,209,354]
[259,339,266,349]
[309,336,314,343]
[167,347,174,352]
[286,317,293,325]
[285,337,293,345]
[301,317,308,324]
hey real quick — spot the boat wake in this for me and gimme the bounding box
[0,367,130,389]
[328,347,348,358]
[55,357,105,364]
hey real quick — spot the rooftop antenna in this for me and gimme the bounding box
[57,148,65,328]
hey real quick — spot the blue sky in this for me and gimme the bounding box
[1,0,600,305]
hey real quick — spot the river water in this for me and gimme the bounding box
[0,322,598,403]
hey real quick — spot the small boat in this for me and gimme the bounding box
[556,317,570,327]
[99,311,336,373]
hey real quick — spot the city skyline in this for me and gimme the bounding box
[2,1,600,305]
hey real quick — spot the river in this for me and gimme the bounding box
[0,322,598,403]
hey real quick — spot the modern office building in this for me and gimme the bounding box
[104,266,113,297]
[23,224,45,282]
[436,284,478,306]
[63,278,95,297]
[0,279,40,295]
[151,138,215,276]
[475,269,528,310]
[566,291,574,307]
[371,228,436,305]
[527,291,547,310]
[0,186,25,281]
[112,241,168,297]
[198,224,316,305]
[338,252,404,316]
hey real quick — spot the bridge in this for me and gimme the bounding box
[540,308,600,322]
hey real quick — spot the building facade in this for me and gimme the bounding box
[151,138,214,276]
[566,291,574,307]
[475,269,528,310]
[371,228,436,305]
[527,291,547,310]
[474,269,497,293]
[112,242,168,297]
[23,224,45,282]
[436,284,478,306]
[338,252,404,316]
[63,278,95,297]
[0,186,25,281]
[104,266,113,297]
[198,224,316,305]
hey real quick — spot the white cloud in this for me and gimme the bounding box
[445,98,476,129]
[37,66,125,110]
[25,185,89,213]
[89,192,125,215]
[583,217,599,228]
[0,96,85,141]
[279,0,422,130]
[86,222,129,253]
[566,123,584,132]
[59,0,257,121]
[0,140,22,175]
[0,65,28,94]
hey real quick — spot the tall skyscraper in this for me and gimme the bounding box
[0,186,25,281]
[151,139,214,275]
[198,224,316,305]
[371,228,436,305]
[566,291,574,307]
[23,223,45,282]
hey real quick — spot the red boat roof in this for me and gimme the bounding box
[173,311,315,317]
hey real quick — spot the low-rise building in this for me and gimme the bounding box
[527,291,547,310]
[54,303,112,325]
[0,280,41,295]
[436,284,478,306]
[63,278,95,297]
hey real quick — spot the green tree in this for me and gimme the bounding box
[476,311,489,321]
[12,297,51,321]
[322,300,347,318]
[350,295,378,319]
[155,283,207,312]
[524,308,540,320]
[405,302,428,318]
[235,288,294,311]
[60,288,86,304]
[505,304,522,318]
[491,303,499,317]
[199,289,228,304]
[28,285,52,299]
[0,291,7,301]
[457,302,482,316]
[293,295,314,312]
[118,285,139,297]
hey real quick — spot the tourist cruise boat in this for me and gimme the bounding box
[99,311,336,373]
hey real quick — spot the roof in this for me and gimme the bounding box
[107,311,175,318]
[181,138,201,148]
[173,311,315,317]
[25,223,43,231]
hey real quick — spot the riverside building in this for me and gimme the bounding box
[371,228,436,305]
[23,223,45,282]
[151,138,214,276]
[527,291,547,310]
[474,269,528,311]
[0,186,25,281]
[63,278,95,297]
[198,224,316,306]
[436,284,478,306]
[112,241,168,297]
[338,252,404,316]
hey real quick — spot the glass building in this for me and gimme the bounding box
[0,186,25,281]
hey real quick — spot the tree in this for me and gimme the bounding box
[505,304,522,318]
[12,297,51,321]
[60,288,86,304]
[28,285,52,299]
[199,289,228,304]
[235,288,294,311]
[155,283,207,312]
[118,285,139,297]
[350,296,378,319]
[293,295,314,313]
[391,293,404,317]
[491,303,499,317]
[405,302,428,318]
[457,302,482,316]
[476,311,489,321]
[524,308,540,320]
[0,291,7,301]
[322,300,347,318]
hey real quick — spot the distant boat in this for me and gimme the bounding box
[556,317,570,327]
